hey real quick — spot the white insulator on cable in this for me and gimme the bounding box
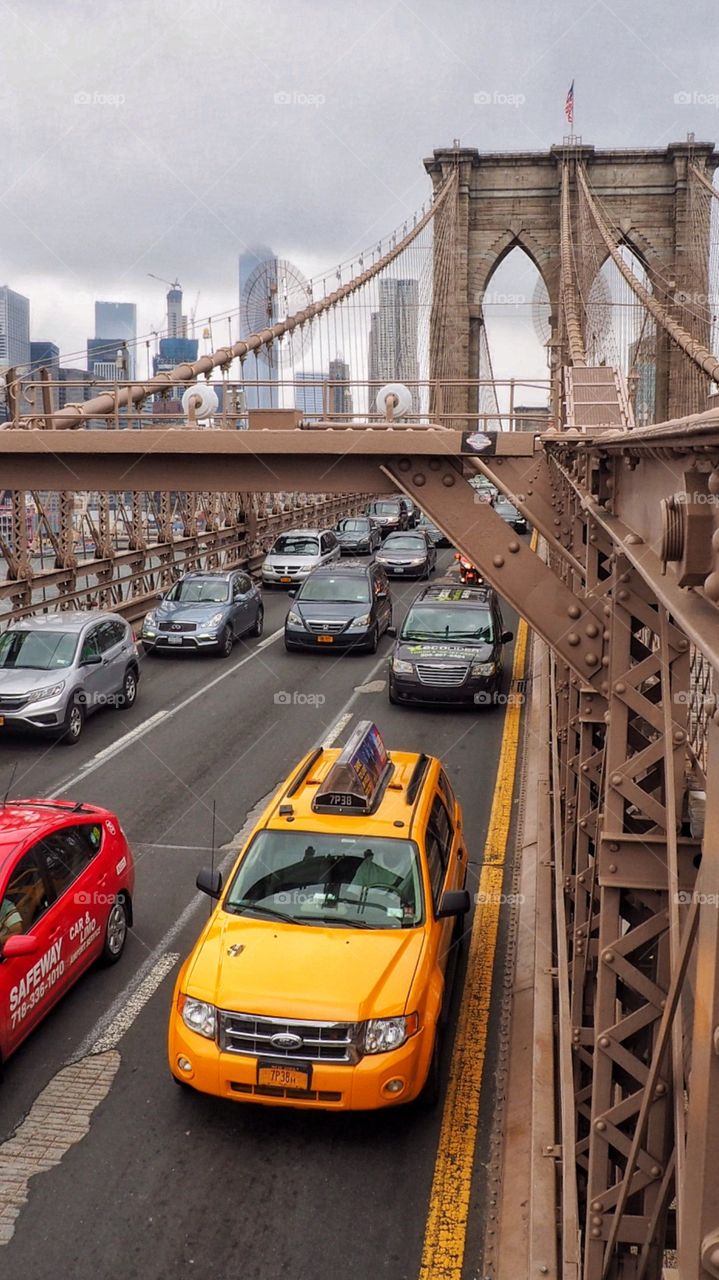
[376,382,412,418]
[181,383,219,421]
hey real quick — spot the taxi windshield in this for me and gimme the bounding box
[368,502,399,515]
[272,535,319,556]
[298,576,370,603]
[0,629,78,671]
[336,519,368,532]
[167,579,229,604]
[224,830,424,929]
[402,604,494,643]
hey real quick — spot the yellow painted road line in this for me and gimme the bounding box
[419,610,530,1280]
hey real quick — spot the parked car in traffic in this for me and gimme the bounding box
[334,516,382,555]
[261,528,340,586]
[388,580,513,706]
[169,719,470,1110]
[284,561,393,653]
[493,496,528,534]
[375,530,437,579]
[0,611,140,745]
[366,497,410,536]
[469,476,498,505]
[0,798,135,1065]
[141,570,263,658]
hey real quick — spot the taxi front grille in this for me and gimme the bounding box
[230,1082,343,1102]
[0,694,29,710]
[159,621,197,633]
[272,565,304,574]
[416,663,468,687]
[218,1011,361,1063]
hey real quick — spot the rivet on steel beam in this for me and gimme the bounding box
[603,951,615,964]
[508,540,520,553]
[493,555,504,567]
[655,1081,667,1096]
[609,842,619,851]
[608,864,617,873]
[603,605,611,617]
[591,1216,603,1227]
[398,458,411,472]
[591,1201,604,1212]
[568,632,580,646]
[568,605,581,619]
[611,774,622,786]
[598,1036,610,1048]
[677,636,689,650]
[673,729,685,743]
[701,1242,719,1277]
[594,1119,606,1131]
[615,682,626,693]
[708,468,719,495]
[617,589,629,601]
[601,656,609,667]
[650,1165,662,1178]
[590,1228,602,1238]
[428,458,441,471]
[539,1265,549,1275]
[620,571,631,583]
[414,473,427,487]
[704,571,719,601]
[585,652,599,666]
[603,630,610,641]
[585,622,599,637]
[441,473,455,487]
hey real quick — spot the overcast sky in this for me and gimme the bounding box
[3,0,718,385]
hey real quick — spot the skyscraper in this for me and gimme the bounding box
[328,356,353,419]
[95,301,137,378]
[239,245,278,409]
[367,278,419,413]
[88,337,127,381]
[294,371,326,418]
[0,286,30,369]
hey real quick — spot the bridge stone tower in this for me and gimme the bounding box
[425,140,717,424]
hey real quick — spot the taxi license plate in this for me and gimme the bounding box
[280,576,292,583]
[0,716,4,726]
[167,634,183,645]
[317,635,334,643]
[257,1062,311,1090]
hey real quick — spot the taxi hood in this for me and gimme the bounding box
[185,914,426,1023]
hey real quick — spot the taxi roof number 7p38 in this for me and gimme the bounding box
[168,721,471,1111]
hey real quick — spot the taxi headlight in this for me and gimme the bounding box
[471,661,496,676]
[179,995,217,1040]
[26,680,66,703]
[392,657,414,674]
[364,1013,419,1055]
[207,612,225,629]
[350,612,371,628]
[287,609,304,628]
[407,557,425,566]
[142,611,157,630]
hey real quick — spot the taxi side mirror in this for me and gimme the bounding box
[2,933,38,959]
[502,630,514,644]
[287,589,297,599]
[196,867,223,899]
[386,624,397,637]
[436,889,471,919]
[82,653,103,666]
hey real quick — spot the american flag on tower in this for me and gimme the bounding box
[565,81,575,127]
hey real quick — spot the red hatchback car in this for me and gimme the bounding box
[0,799,135,1065]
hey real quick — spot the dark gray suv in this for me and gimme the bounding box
[285,561,393,653]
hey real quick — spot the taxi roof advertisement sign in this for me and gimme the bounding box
[313,721,390,814]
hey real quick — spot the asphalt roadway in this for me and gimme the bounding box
[0,549,522,1280]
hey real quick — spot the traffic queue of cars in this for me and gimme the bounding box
[0,491,528,1089]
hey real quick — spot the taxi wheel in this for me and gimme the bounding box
[250,607,264,638]
[416,1030,442,1110]
[61,699,84,745]
[216,626,234,658]
[99,896,129,965]
[365,626,379,654]
[388,682,399,705]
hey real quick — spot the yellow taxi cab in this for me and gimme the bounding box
[168,721,470,1110]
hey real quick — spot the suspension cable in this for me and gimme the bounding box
[560,161,587,366]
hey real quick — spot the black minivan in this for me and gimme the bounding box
[285,561,393,653]
[388,580,513,706]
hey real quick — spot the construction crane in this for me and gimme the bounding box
[147,273,182,291]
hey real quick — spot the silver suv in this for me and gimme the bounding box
[261,528,340,586]
[0,611,140,745]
